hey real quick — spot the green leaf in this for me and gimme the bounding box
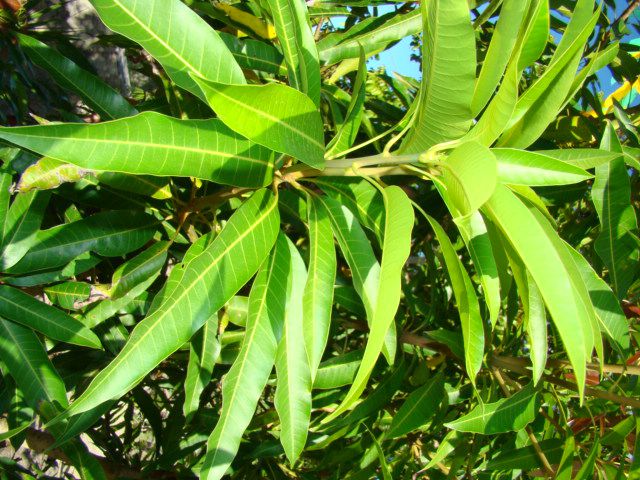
[439,141,497,216]
[184,314,221,423]
[0,318,68,410]
[0,286,101,349]
[218,32,285,75]
[555,436,575,480]
[89,0,245,100]
[536,148,619,169]
[303,195,336,380]
[7,210,156,275]
[445,383,539,434]
[52,189,280,421]
[109,241,169,299]
[0,112,275,187]
[17,34,137,120]
[266,0,321,105]
[313,350,361,390]
[575,436,599,480]
[324,186,413,420]
[386,374,444,438]
[485,438,564,471]
[16,158,90,193]
[401,0,475,153]
[592,124,638,299]
[0,191,50,271]
[194,79,325,169]
[275,235,312,464]
[492,148,593,186]
[201,233,292,480]
[482,185,594,398]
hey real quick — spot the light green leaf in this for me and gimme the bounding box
[0,191,50,270]
[303,195,336,380]
[0,112,275,187]
[16,158,90,193]
[184,314,221,423]
[0,167,12,246]
[324,186,413,421]
[535,148,619,169]
[201,233,292,480]
[485,439,564,471]
[386,374,444,438]
[89,0,245,100]
[267,0,321,105]
[575,436,599,480]
[592,124,638,299]
[7,210,156,275]
[194,78,325,169]
[516,0,549,70]
[218,32,285,75]
[275,235,312,464]
[401,0,475,153]
[492,148,593,186]
[313,350,361,390]
[439,141,497,216]
[445,383,539,434]
[17,34,137,120]
[555,436,575,480]
[109,241,169,300]
[0,286,101,349]
[44,281,92,310]
[52,189,280,421]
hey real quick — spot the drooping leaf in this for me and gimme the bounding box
[0,112,275,187]
[109,241,169,299]
[7,210,157,275]
[0,286,101,349]
[194,78,325,169]
[17,33,137,120]
[401,0,475,153]
[445,383,539,434]
[201,233,292,480]
[89,0,245,100]
[52,189,280,420]
[386,373,444,438]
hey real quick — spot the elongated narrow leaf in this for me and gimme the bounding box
[89,0,245,100]
[303,195,336,379]
[218,32,285,74]
[401,0,475,153]
[7,210,156,275]
[45,282,92,310]
[387,374,444,438]
[275,235,311,464]
[0,286,101,349]
[0,112,275,187]
[445,383,539,434]
[492,148,593,186]
[194,78,325,169]
[482,185,593,398]
[267,0,321,105]
[17,34,137,120]
[536,148,619,169]
[201,234,292,480]
[53,189,279,421]
[0,191,49,270]
[0,167,12,245]
[324,186,413,421]
[184,314,221,423]
[109,241,169,299]
[313,350,361,389]
[592,125,638,299]
[575,436,600,480]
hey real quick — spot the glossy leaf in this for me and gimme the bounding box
[386,374,444,438]
[0,112,275,187]
[109,241,169,299]
[218,32,285,74]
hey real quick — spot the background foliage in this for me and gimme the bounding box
[0,0,639,478]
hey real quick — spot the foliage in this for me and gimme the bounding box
[0,0,639,478]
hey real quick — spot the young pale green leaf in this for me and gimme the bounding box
[52,189,280,421]
[324,186,413,421]
[0,286,101,349]
[482,185,593,399]
[303,195,336,380]
[401,0,475,153]
[313,350,361,390]
[592,124,638,299]
[7,210,156,275]
[0,318,69,410]
[439,142,497,216]
[266,0,321,105]
[89,0,245,100]
[16,158,90,193]
[471,0,529,115]
[535,148,619,169]
[275,235,312,464]
[386,374,444,438]
[109,241,169,299]
[184,314,221,424]
[418,207,484,383]
[551,0,595,63]
[218,32,285,75]
[445,383,539,434]
[492,148,593,186]
[17,34,137,120]
[194,78,325,169]
[0,191,49,271]
[201,234,292,480]
[0,112,275,188]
